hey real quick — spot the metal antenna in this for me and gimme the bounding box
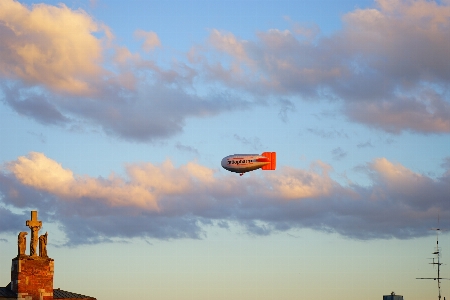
[417,216,449,300]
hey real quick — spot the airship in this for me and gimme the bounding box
[221,152,276,176]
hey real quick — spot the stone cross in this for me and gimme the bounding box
[26,211,42,256]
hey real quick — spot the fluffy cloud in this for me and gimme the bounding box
[1,0,449,141]
[193,0,450,133]
[0,0,242,142]
[3,152,329,210]
[6,152,162,210]
[0,0,109,95]
[1,152,449,245]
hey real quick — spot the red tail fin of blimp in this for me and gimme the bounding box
[261,152,276,170]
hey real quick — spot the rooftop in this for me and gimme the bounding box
[0,285,96,300]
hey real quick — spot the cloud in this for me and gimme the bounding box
[1,152,450,245]
[0,2,448,246]
[277,98,296,122]
[233,134,264,151]
[345,90,450,134]
[175,142,199,155]
[0,0,109,95]
[27,131,47,144]
[0,1,245,142]
[208,29,251,63]
[306,128,349,139]
[1,76,245,142]
[368,157,442,204]
[332,147,347,161]
[264,161,338,199]
[1,82,69,125]
[65,83,242,142]
[1,0,450,142]
[134,30,161,52]
[6,152,159,210]
[191,0,450,134]
[357,141,374,148]
[0,207,26,234]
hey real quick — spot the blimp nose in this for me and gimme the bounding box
[221,157,229,167]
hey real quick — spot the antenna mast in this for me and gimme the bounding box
[417,217,448,300]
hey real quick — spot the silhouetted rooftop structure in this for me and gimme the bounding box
[0,285,96,300]
[0,284,16,298]
[53,288,96,299]
[383,291,404,300]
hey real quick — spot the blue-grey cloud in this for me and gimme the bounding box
[1,0,449,142]
[1,82,69,125]
[277,98,296,123]
[0,1,249,142]
[357,141,374,148]
[194,0,450,134]
[1,153,450,245]
[331,147,347,161]
[306,128,349,139]
[175,142,199,155]
[0,79,247,142]
[233,134,264,151]
[0,206,26,234]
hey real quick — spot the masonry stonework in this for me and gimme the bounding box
[11,256,54,300]
[1,211,96,300]
[9,211,53,300]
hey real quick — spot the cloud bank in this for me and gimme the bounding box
[0,0,449,142]
[193,0,450,133]
[1,152,449,245]
[0,0,243,142]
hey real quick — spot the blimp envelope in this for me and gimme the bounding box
[221,152,276,175]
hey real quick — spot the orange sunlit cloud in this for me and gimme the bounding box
[5,152,343,210]
[5,152,434,210]
[6,152,158,210]
[0,0,109,95]
[2,151,450,243]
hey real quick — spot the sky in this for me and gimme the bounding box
[0,0,450,299]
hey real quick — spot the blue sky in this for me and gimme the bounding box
[0,0,450,299]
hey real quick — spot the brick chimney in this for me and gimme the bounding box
[10,257,54,300]
[10,211,54,300]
